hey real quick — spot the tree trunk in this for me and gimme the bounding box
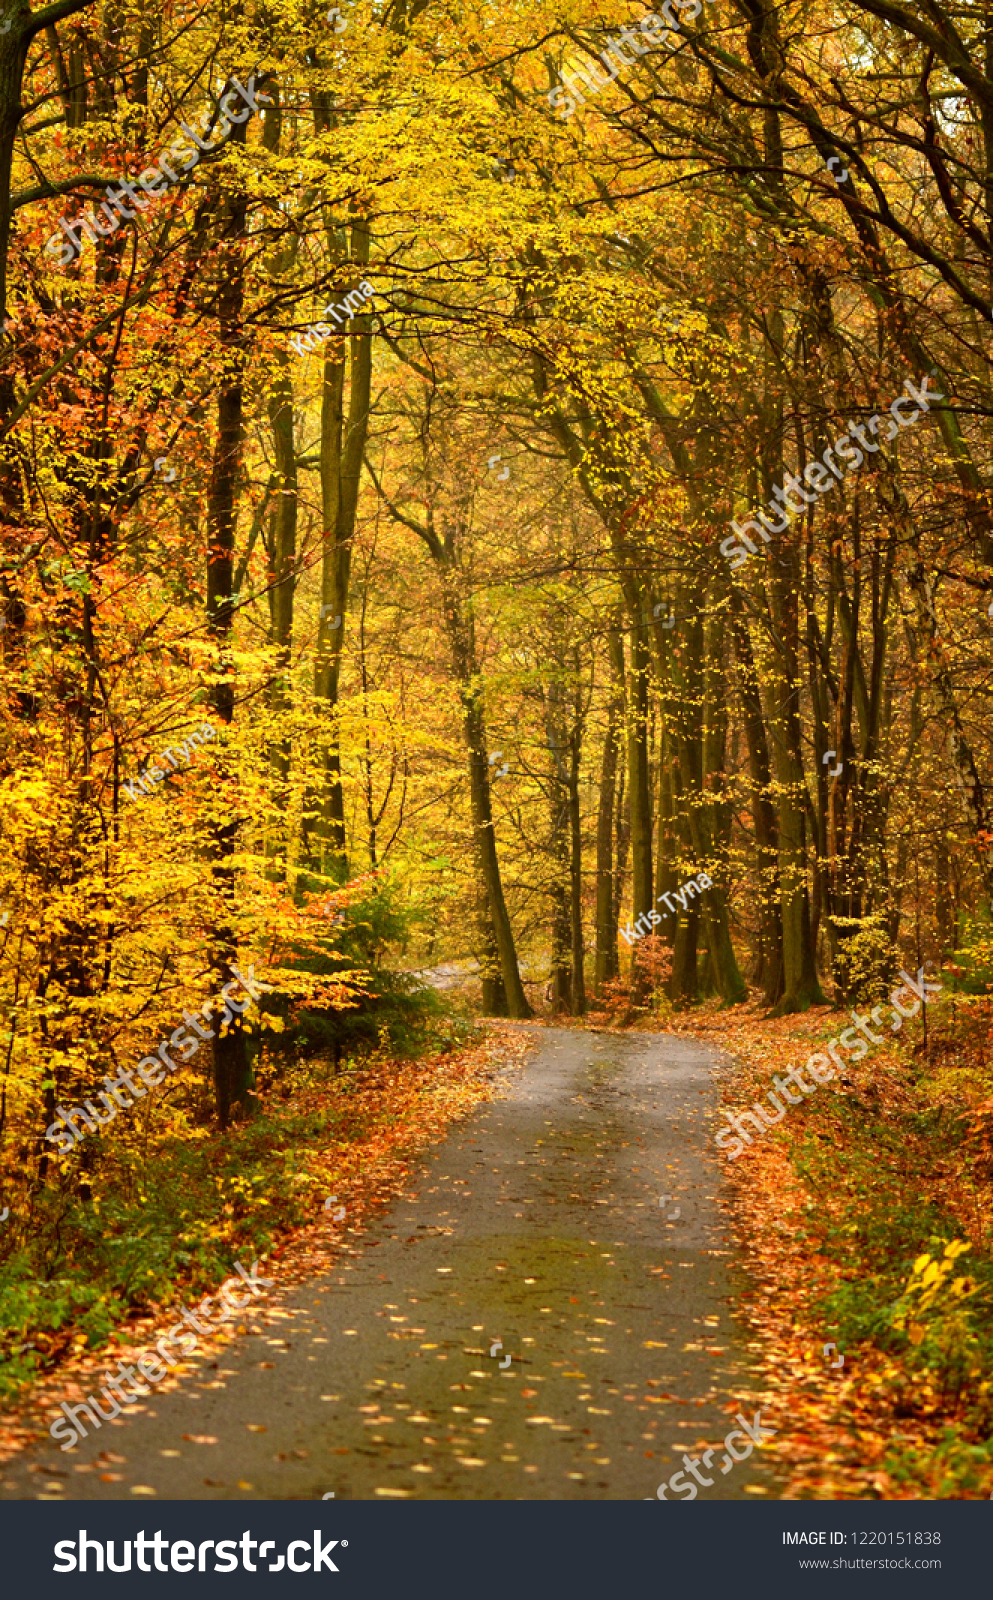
[302,209,373,880]
[0,4,98,328]
[623,616,653,1003]
[672,900,701,1004]
[567,709,586,1014]
[729,589,783,1004]
[438,561,531,1019]
[475,880,508,1015]
[626,616,653,925]
[612,729,630,960]
[655,741,679,953]
[264,344,297,880]
[765,522,825,1014]
[204,115,253,1127]
[660,584,747,1003]
[462,688,531,1018]
[593,637,622,992]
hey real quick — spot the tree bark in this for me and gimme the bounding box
[728,586,783,1005]
[460,679,531,1018]
[302,199,373,878]
[594,628,623,991]
[660,583,747,1004]
[545,706,573,1013]
[264,345,297,880]
[437,554,531,1019]
[204,110,254,1127]
[626,615,654,927]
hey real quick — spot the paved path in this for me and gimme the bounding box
[1,1027,780,1501]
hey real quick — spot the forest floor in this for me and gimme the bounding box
[0,1026,783,1501]
[654,993,993,1500]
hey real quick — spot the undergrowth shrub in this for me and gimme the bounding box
[260,875,463,1074]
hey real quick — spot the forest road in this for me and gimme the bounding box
[3,1026,783,1502]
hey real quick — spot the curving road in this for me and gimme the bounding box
[1,1027,781,1502]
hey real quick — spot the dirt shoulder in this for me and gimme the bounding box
[659,994,993,1500]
